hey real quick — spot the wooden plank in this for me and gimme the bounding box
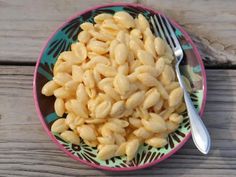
[142,0,236,66]
[0,66,236,176]
[0,0,236,66]
[0,0,136,64]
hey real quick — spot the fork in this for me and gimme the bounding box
[150,14,211,154]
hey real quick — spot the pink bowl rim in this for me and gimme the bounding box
[33,2,207,172]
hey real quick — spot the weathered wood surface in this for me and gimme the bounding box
[0,66,236,176]
[0,0,136,64]
[143,0,236,66]
[0,0,236,66]
[0,0,236,176]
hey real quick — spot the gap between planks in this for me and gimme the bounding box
[1,62,236,70]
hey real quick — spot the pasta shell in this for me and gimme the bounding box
[103,86,120,101]
[130,29,142,39]
[54,98,65,117]
[126,91,145,109]
[53,61,72,75]
[153,99,164,113]
[76,83,88,103]
[87,40,108,54]
[135,65,158,77]
[160,107,176,120]
[114,43,128,65]
[97,145,118,160]
[143,89,160,109]
[129,117,142,128]
[130,36,144,49]
[105,122,125,134]
[77,30,91,43]
[118,63,129,75]
[144,37,156,58]
[145,137,167,148]
[115,142,127,156]
[96,64,116,77]
[82,70,95,88]
[110,101,125,117]
[78,125,97,141]
[72,65,83,82]
[169,113,183,124]
[85,118,106,124]
[102,20,119,31]
[71,99,88,118]
[137,50,155,65]
[154,37,166,56]
[84,55,110,69]
[113,73,130,95]
[95,100,112,119]
[94,13,113,24]
[142,113,167,133]
[109,39,119,59]
[54,87,71,99]
[160,65,175,85]
[138,14,150,32]
[155,80,169,100]
[85,87,97,98]
[137,73,157,87]
[166,121,179,133]
[126,139,139,161]
[176,102,186,113]
[84,140,98,147]
[53,72,72,86]
[114,11,135,29]
[51,118,68,133]
[109,118,129,128]
[93,69,102,84]
[100,26,118,36]
[169,87,184,107]
[61,131,80,145]
[97,136,115,145]
[65,80,79,92]
[155,57,165,76]
[143,27,155,40]
[58,51,80,64]
[129,39,142,56]
[71,42,87,62]
[133,127,153,139]
[98,78,113,90]
[41,80,60,96]
[80,22,94,31]
[165,82,180,93]
[89,29,114,41]
[65,113,84,130]
[116,31,127,44]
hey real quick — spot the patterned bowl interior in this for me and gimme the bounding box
[34,3,206,171]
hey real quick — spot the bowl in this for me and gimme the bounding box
[33,3,207,171]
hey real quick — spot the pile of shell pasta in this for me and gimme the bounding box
[42,11,186,161]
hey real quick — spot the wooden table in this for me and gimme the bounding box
[0,0,235,176]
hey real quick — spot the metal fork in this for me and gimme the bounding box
[150,14,211,154]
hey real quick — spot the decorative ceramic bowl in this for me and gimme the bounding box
[33,3,207,171]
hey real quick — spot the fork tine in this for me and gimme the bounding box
[157,14,175,50]
[153,15,166,41]
[150,16,159,37]
[162,15,181,48]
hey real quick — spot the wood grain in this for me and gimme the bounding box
[142,0,236,67]
[0,0,136,64]
[0,66,236,176]
[0,0,236,66]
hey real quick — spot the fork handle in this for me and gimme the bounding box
[183,90,211,154]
